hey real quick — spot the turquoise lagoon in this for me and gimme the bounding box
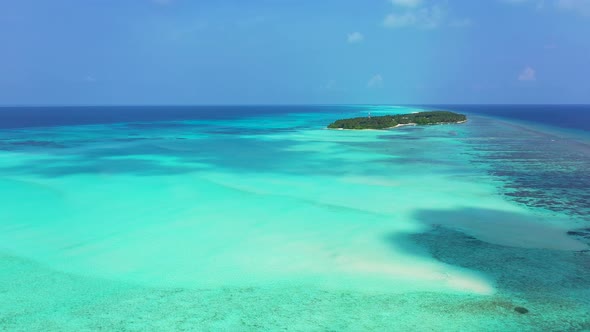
[0,105,589,331]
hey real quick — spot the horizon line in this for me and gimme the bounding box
[1,103,590,108]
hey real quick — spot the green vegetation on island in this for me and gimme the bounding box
[327,111,467,130]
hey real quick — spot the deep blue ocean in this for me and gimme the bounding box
[0,104,589,132]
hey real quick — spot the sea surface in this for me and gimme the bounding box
[0,105,589,331]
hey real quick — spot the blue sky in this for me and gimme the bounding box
[0,0,589,105]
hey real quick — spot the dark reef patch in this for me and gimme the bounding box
[388,225,590,302]
[0,140,67,150]
[463,117,590,220]
[568,228,590,246]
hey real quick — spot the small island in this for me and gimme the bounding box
[327,111,467,130]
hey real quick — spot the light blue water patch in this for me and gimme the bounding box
[0,106,589,330]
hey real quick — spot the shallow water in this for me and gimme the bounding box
[0,105,589,331]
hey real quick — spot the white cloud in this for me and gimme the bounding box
[84,75,97,83]
[325,80,336,89]
[347,32,364,43]
[391,0,423,7]
[501,0,544,4]
[518,66,536,81]
[383,13,417,28]
[319,80,348,93]
[384,5,447,29]
[502,0,590,15]
[450,18,472,27]
[502,0,532,3]
[501,0,548,9]
[367,74,384,88]
[557,0,590,15]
